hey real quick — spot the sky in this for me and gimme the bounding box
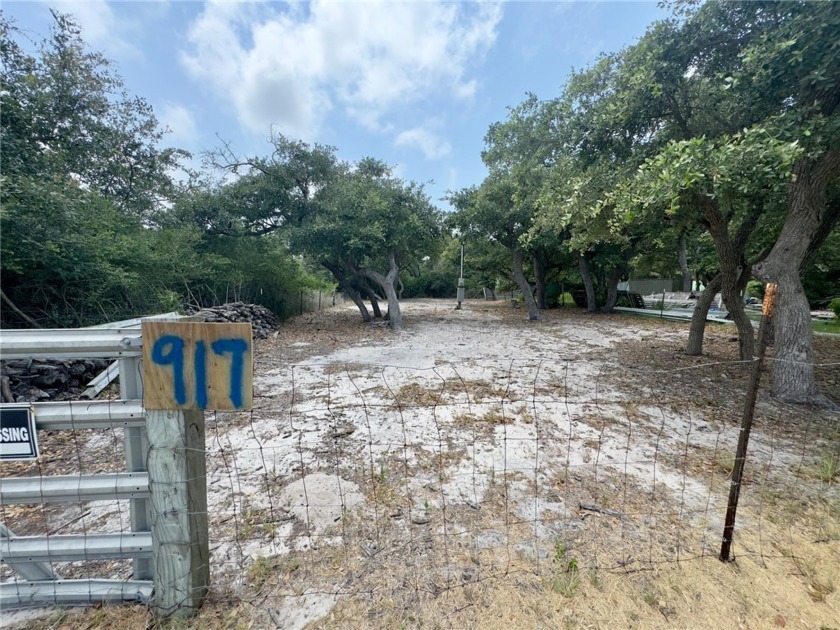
[4,1,670,208]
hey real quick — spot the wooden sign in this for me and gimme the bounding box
[142,322,253,411]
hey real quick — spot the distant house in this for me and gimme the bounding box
[617,278,681,295]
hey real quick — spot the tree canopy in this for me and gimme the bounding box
[2,3,838,405]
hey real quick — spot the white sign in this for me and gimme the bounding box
[0,404,39,461]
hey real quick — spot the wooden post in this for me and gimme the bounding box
[719,283,777,562]
[147,408,209,617]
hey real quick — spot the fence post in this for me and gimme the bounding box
[147,408,209,617]
[119,356,152,581]
[719,283,777,561]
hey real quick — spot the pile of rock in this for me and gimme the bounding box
[1,358,110,403]
[188,302,280,339]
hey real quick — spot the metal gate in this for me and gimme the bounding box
[1,323,153,608]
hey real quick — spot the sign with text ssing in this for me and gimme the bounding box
[142,322,253,411]
[0,405,39,461]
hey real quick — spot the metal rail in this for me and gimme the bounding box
[0,329,142,359]
[0,579,153,607]
[0,472,149,504]
[1,533,152,563]
[31,399,145,430]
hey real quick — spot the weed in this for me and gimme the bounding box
[458,379,509,402]
[553,541,567,562]
[241,506,255,539]
[808,453,839,484]
[807,576,835,603]
[550,541,580,597]
[621,401,644,420]
[247,556,275,592]
[639,580,659,607]
[713,452,735,479]
[798,559,835,602]
[388,382,442,409]
[82,608,107,627]
[481,407,514,425]
[376,460,388,482]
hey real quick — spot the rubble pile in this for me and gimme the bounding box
[188,302,280,339]
[1,358,110,403]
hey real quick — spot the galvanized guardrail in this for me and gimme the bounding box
[0,323,154,609]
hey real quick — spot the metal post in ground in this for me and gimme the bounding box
[456,245,465,310]
[719,283,777,562]
[119,356,152,581]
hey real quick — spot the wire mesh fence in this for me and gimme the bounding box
[2,302,839,626]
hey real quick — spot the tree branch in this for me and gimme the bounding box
[1,289,40,327]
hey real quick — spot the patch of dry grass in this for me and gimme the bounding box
[386,382,445,409]
[8,302,840,630]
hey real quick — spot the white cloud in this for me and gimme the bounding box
[159,103,197,146]
[45,0,144,60]
[180,1,502,139]
[395,124,452,160]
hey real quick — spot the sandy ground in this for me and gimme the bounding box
[3,299,839,629]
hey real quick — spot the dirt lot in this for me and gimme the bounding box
[3,299,839,629]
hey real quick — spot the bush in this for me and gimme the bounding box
[830,298,840,320]
[747,280,765,300]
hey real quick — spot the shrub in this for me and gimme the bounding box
[747,280,765,300]
[830,298,840,320]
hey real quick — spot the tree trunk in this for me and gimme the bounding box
[359,285,383,319]
[720,281,754,361]
[579,255,597,312]
[701,199,755,360]
[678,235,692,292]
[686,274,722,355]
[359,251,403,331]
[348,288,372,322]
[483,287,496,301]
[322,261,372,323]
[601,266,624,314]
[513,249,540,321]
[533,251,547,309]
[753,152,840,406]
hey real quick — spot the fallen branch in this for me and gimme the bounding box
[1,289,40,327]
[578,502,624,520]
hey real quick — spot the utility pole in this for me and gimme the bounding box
[456,245,465,310]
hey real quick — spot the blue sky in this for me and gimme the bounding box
[5,1,669,207]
